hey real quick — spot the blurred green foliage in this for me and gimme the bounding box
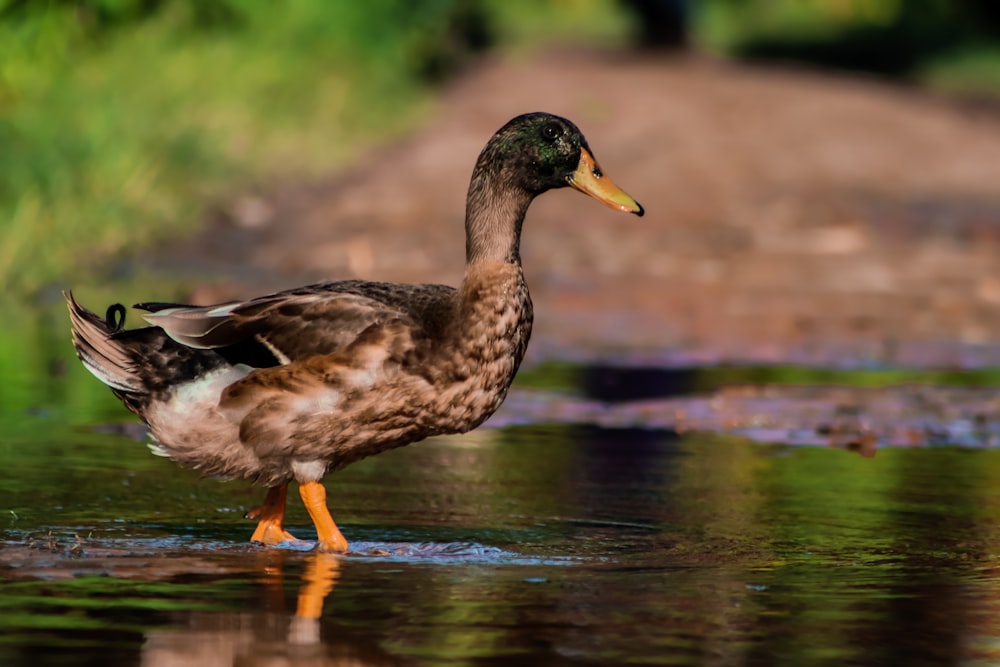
[694,0,1000,80]
[0,0,628,295]
[919,44,1000,94]
[2,0,997,295]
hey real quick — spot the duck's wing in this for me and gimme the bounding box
[137,281,455,364]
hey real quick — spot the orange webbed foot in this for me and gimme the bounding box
[251,521,298,545]
[248,484,298,545]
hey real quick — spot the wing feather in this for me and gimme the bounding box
[138,281,455,363]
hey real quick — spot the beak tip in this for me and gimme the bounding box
[632,202,645,217]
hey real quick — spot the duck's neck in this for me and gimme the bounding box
[464,163,534,265]
[454,162,534,387]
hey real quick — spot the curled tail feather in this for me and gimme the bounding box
[65,291,146,395]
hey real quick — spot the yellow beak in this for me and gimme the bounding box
[567,147,644,217]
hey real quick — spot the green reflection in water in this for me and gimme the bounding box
[3,425,1000,665]
[4,297,1000,665]
[518,360,1000,394]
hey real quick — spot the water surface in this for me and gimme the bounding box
[3,297,1000,666]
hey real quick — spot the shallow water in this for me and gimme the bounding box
[5,297,1000,666]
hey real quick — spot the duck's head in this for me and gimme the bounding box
[481,112,644,217]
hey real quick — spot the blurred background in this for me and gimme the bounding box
[1,0,998,293]
[5,5,1000,664]
[3,0,1000,429]
[1,0,1000,419]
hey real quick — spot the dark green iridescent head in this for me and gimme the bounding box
[465,111,643,263]
[477,112,589,194]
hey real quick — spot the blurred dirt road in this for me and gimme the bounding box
[154,50,1000,368]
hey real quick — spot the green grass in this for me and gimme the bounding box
[0,3,423,293]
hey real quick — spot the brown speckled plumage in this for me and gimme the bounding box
[66,112,643,551]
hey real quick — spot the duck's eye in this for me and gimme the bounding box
[541,123,561,142]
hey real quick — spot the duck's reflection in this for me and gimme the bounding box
[141,551,402,667]
[289,552,342,645]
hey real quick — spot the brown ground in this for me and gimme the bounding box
[153,49,1000,368]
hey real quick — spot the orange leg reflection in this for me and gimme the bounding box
[249,484,298,545]
[289,552,343,646]
[295,552,343,619]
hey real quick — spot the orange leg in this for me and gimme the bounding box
[298,481,349,553]
[249,484,298,545]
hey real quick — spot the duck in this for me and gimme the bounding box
[66,112,644,552]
